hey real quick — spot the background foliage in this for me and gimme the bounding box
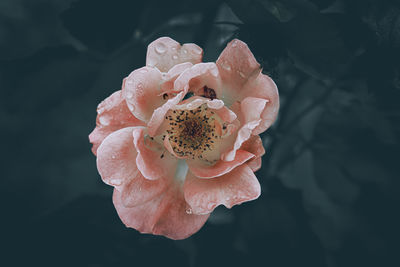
[2,0,400,266]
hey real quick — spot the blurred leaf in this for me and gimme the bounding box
[0,0,82,60]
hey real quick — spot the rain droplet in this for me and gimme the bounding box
[128,105,134,112]
[182,49,188,54]
[172,47,177,51]
[238,71,246,78]
[99,116,110,126]
[155,42,167,54]
[126,92,133,99]
[111,155,116,159]
[109,179,122,186]
[225,197,231,201]
[232,40,237,47]
[185,208,193,214]
[137,83,143,89]
[222,62,231,71]
[172,55,178,60]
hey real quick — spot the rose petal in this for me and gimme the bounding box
[234,72,280,135]
[132,127,178,180]
[113,185,209,240]
[123,67,165,122]
[174,63,223,98]
[184,164,261,215]
[89,90,144,155]
[188,150,255,178]
[240,135,265,172]
[96,127,138,189]
[216,39,261,105]
[146,37,203,72]
[222,97,267,161]
[120,171,168,207]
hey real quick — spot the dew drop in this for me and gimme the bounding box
[99,116,110,126]
[126,92,133,99]
[172,55,178,60]
[128,105,134,112]
[155,42,167,54]
[110,179,122,186]
[172,47,177,51]
[232,40,237,47]
[222,62,231,71]
[185,208,193,214]
[111,155,116,159]
[238,71,246,78]
[137,83,143,89]
[211,67,219,77]
[225,197,231,201]
[182,49,188,54]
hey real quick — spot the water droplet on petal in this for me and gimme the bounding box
[109,179,122,186]
[137,83,143,89]
[238,71,246,78]
[111,155,116,159]
[222,62,231,71]
[183,49,188,54]
[232,40,237,47]
[186,207,193,214]
[126,92,133,99]
[225,197,231,201]
[172,47,177,51]
[99,116,110,126]
[211,67,219,77]
[128,105,134,112]
[172,55,178,60]
[155,42,167,54]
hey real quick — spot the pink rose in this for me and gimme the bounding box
[89,37,279,240]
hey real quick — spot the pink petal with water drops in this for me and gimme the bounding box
[146,37,203,72]
[184,164,261,215]
[96,127,138,189]
[132,127,178,180]
[89,90,144,155]
[113,185,209,240]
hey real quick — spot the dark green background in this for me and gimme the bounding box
[2,0,400,266]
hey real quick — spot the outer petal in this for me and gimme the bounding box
[89,90,144,155]
[222,97,267,161]
[132,127,178,180]
[188,150,254,178]
[216,39,261,105]
[96,127,138,189]
[113,185,209,240]
[184,164,261,215]
[146,37,203,72]
[240,135,265,172]
[242,73,279,135]
[120,171,168,207]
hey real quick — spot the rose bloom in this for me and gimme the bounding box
[89,37,279,240]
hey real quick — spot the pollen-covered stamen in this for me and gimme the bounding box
[163,104,220,161]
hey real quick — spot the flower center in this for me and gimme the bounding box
[163,104,219,160]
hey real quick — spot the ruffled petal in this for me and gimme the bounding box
[188,150,254,178]
[146,37,203,72]
[120,171,168,207]
[89,90,144,155]
[184,164,261,215]
[216,39,261,105]
[113,185,209,240]
[123,67,165,122]
[174,63,223,97]
[222,97,267,161]
[239,135,265,172]
[242,73,279,135]
[147,91,185,136]
[132,127,178,180]
[96,127,138,189]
